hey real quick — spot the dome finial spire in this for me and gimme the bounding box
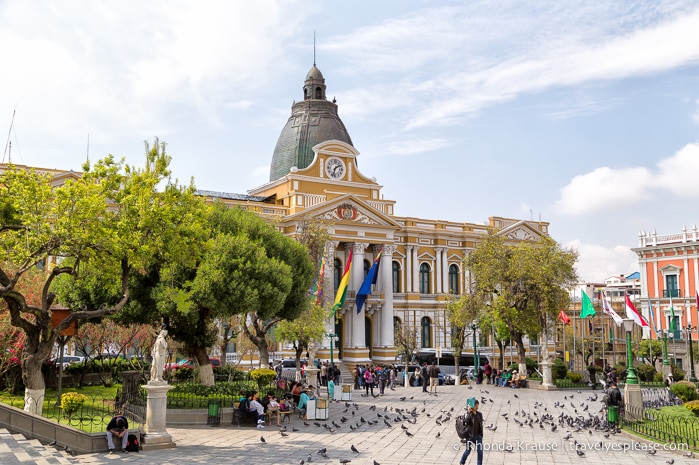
[313,31,316,66]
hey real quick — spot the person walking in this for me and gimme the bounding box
[364,367,375,396]
[459,400,484,465]
[428,361,440,394]
[421,363,429,393]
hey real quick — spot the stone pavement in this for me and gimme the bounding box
[2,383,696,465]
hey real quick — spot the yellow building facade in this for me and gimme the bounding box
[197,65,551,367]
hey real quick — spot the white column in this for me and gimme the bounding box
[321,242,338,349]
[442,249,449,294]
[435,247,443,294]
[684,257,690,298]
[405,246,413,293]
[379,245,396,348]
[412,247,419,293]
[653,260,659,299]
[350,242,368,347]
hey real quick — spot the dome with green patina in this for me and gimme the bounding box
[269,66,354,181]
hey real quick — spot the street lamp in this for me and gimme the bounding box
[326,333,338,370]
[471,323,479,371]
[687,325,697,383]
[659,329,669,366]
[622,318,638,385]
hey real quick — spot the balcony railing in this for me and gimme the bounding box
[663,289,681,298]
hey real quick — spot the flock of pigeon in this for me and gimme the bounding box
[255,386,694,464]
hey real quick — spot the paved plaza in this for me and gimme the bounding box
[1,383,695,465]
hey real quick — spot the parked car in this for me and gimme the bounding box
[56,355,84,369]
[165,357,221,371]
[280,359,308,378]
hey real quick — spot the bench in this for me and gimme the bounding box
[232,402,260,427]
[266,409,292,425]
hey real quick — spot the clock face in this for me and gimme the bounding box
[325,157,346,180]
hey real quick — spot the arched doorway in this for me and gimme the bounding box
[334,318,343,359]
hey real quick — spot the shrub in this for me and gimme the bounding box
[60,391,87,416]
[552,359,567,380]
[685,400,699,416]
[671,364,686,382]
[671,380,697,402]
[635,364,657,382]
[654,372,664,383]
[566,372,583,383]
[249,368,276,389]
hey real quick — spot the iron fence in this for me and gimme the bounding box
[622,403,699,449]
[0,391,144,434]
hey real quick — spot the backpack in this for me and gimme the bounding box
[455,414,471,439]
[125,433,140,452]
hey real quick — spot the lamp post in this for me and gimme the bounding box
[471,323,479,371]
[327,333,338,369]
[687,325,697,383]
[622,318,638,385]
[660,329,669,366]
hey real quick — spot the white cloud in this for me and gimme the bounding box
[383,138,450,157]
[554,143,699,216]
[566,239,638,283]
[325,2,699,130]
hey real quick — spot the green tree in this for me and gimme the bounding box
[0,140,197,413]
[467,234,578,373]
[446,291,484,381]
[207,205,315,368]
[634,339,664,366]
[274,302,327,378]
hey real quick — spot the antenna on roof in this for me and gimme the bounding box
[313,31,316,66]
[86,133,90,162]
[3,108,16,164]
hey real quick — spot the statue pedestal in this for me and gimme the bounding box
[305,367,321,396]
[624,383,643,421]
[539,360,557,390]
[661,364,672,382]
[142,382,176,450]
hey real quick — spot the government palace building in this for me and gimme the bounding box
[195,65,551,366]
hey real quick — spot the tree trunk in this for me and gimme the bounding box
[454,349,462,384]
[21,339,52,415]
[242,313,278,368]
[496,340,506,370]
[513,332,527,375]
[193,346,214,386]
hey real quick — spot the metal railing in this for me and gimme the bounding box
[0,391,144,434]
[663,289,681,298]
[622,403,698,449]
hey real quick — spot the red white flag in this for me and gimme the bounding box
[558,310,571,325]
[602,294,623,326]
[625,293,649,327]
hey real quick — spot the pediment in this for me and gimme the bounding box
[495,220,546,242]
[660,264,682,275]
[282,194,401,229]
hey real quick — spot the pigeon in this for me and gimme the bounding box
[351,445,360,454]
[306,454,313,463]
[647,450,657,455]
[280,431,289,437]
[374,461,380,465]
[576,449,585,457]
[49,440,57,446]
[491,426,497,432]
[666,460,674,465]
[318,448,327,455]
[292,427,299,432]
[563,432,572,440]
[684,451,695,458]
[260,436,266,443]
[405,430,414,437]
[401,424,408,430]
[340,460,352,464]
[299,460,305,465]
[304,421,310,427]
[435,431,441,438]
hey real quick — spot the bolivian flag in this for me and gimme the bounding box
[332,249,353,317]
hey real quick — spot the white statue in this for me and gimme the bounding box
[150,329,168,383]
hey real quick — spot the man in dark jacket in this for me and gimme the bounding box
[428,361,441,394]
[106,414,129,453]
[459,400,484,465]
[421,363,429,392]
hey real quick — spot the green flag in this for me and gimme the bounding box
[580,291,597,318]
[670,297,676,332]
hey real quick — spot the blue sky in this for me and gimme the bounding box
[2,1,699,283]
